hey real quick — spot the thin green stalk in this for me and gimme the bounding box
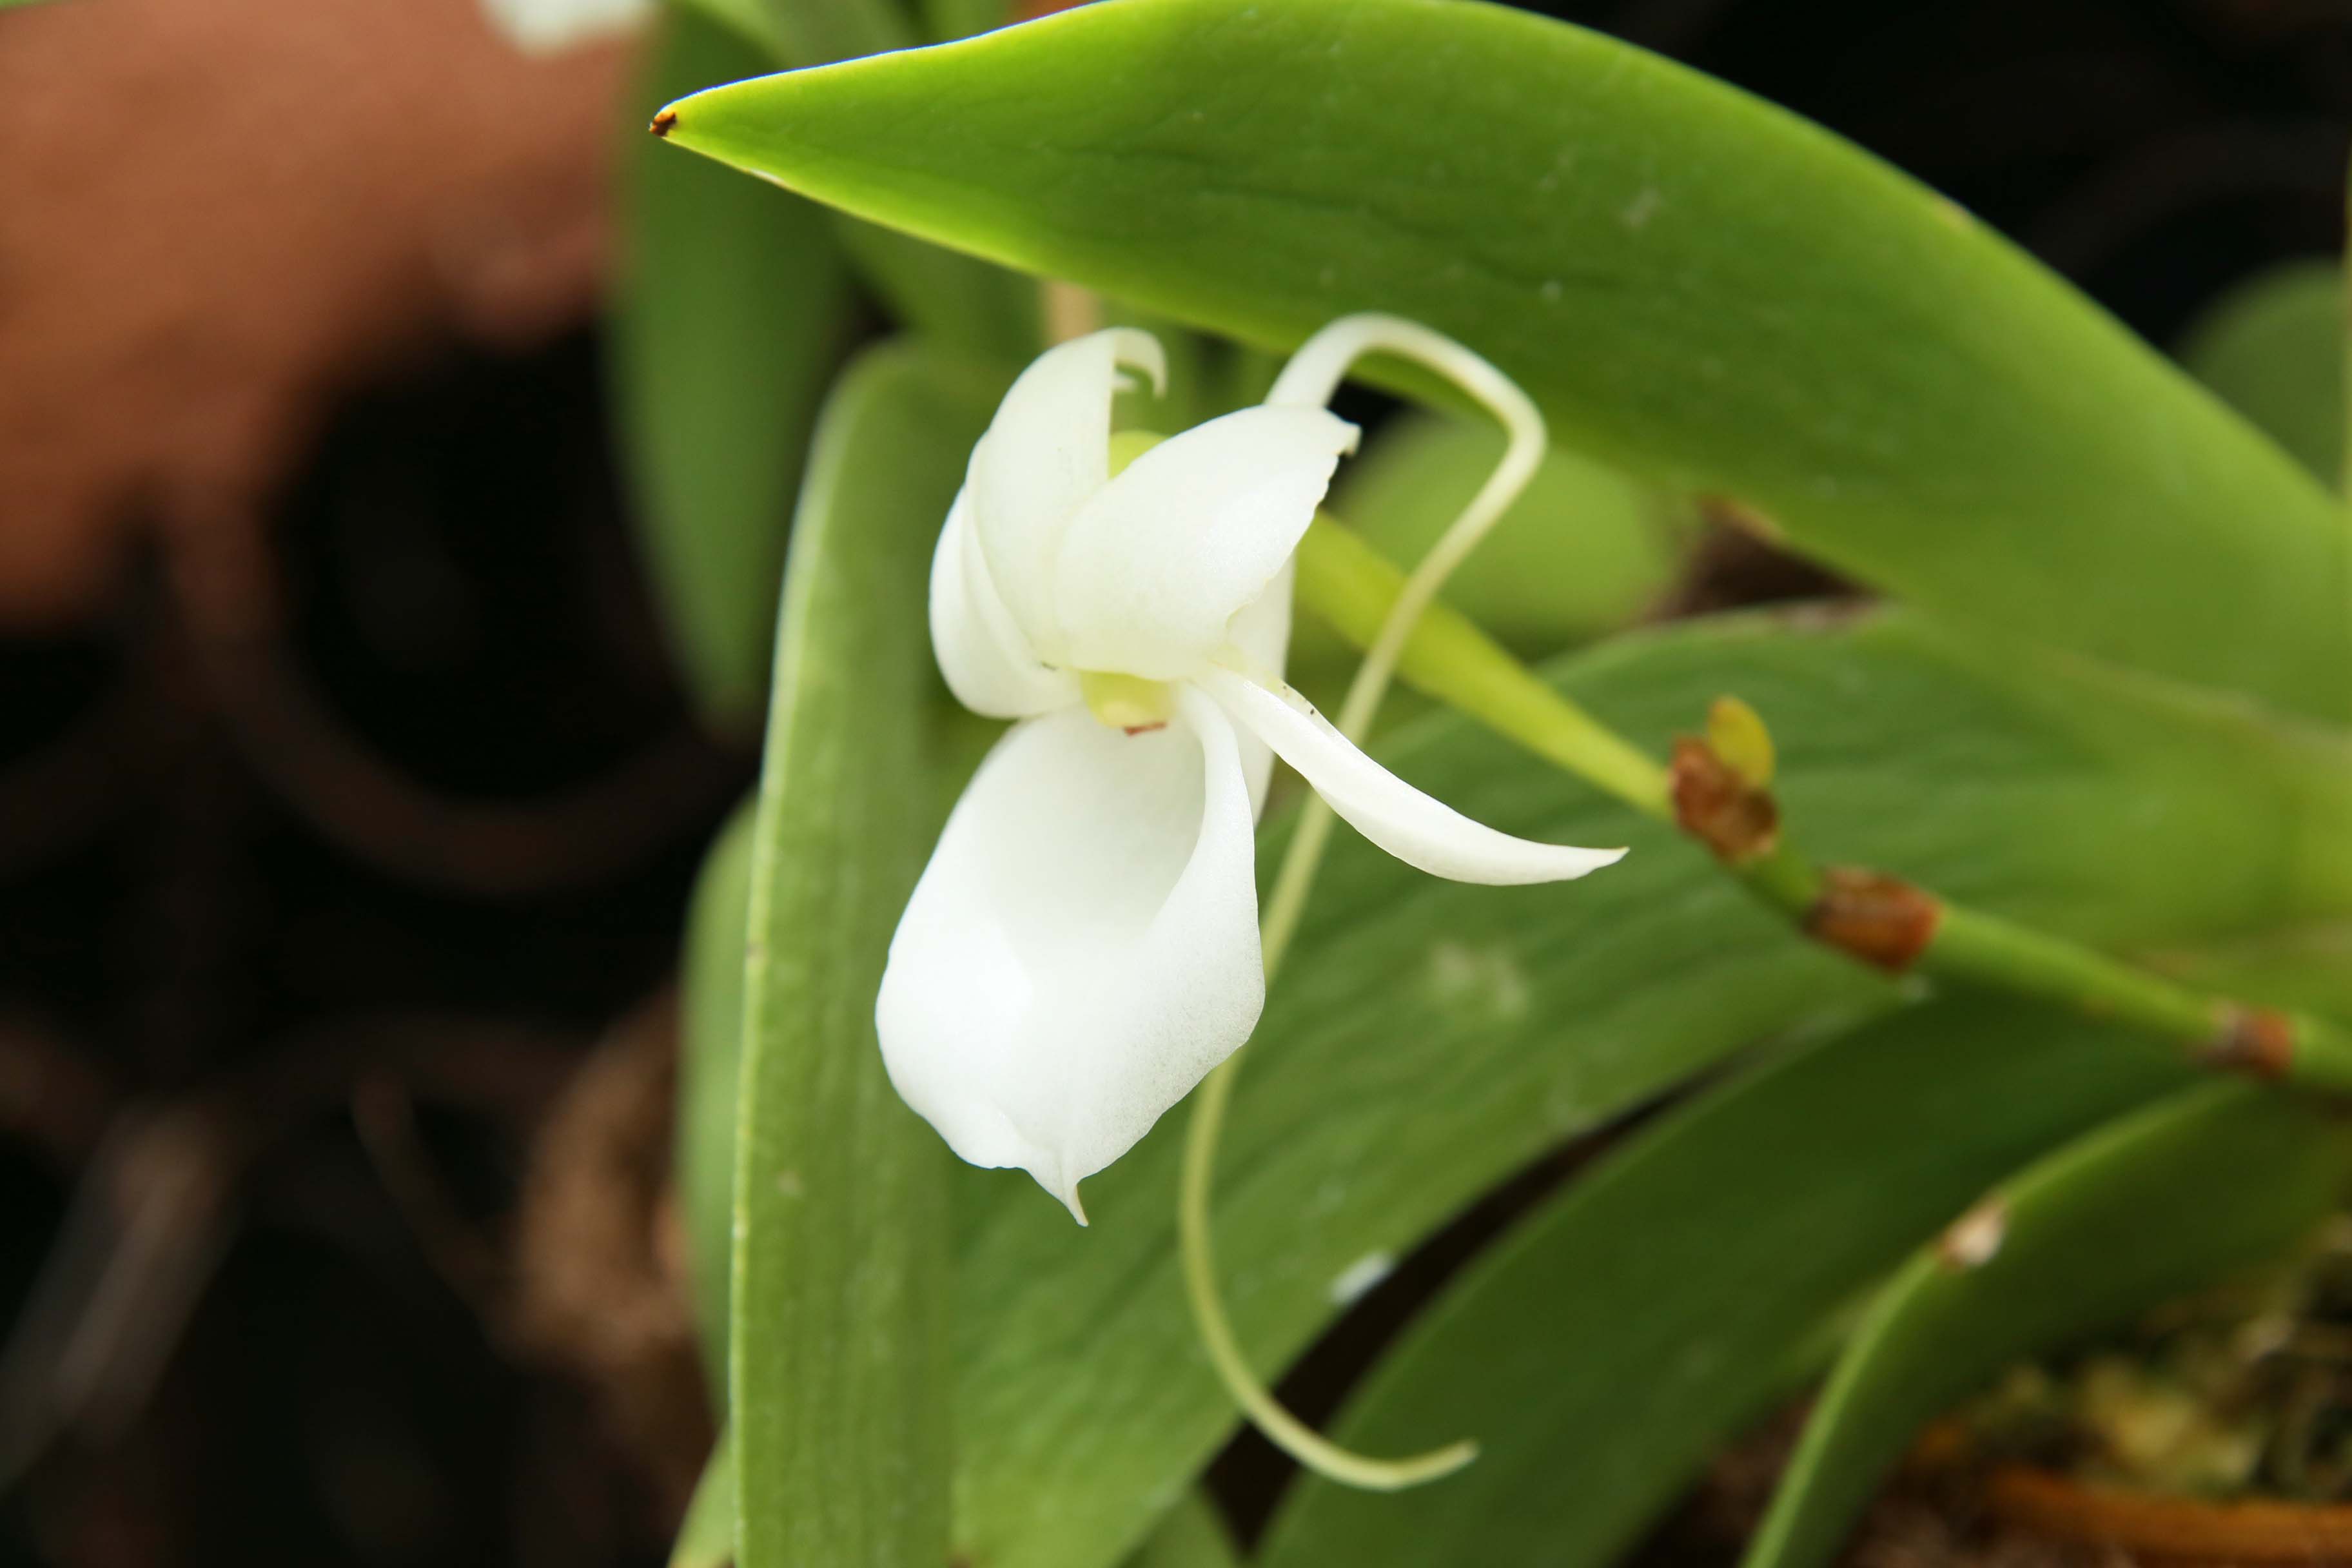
[1176,995,1474,1494]
[1295,514,1671,816]
[1173,713,1473,1496]
[1179,318,1558,1493]
[1293,516,2352,1093]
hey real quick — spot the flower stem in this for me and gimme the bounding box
[1179,317,1559,1494]
[1176,1052,1477,1492]
[1294,516,1671,817]
[1292,515,2352,1093]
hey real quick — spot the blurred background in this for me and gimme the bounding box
[0,0,2346,1563]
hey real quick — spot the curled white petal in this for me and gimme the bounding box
[1224,560,1294,817]
[1054,406,1358,680]
[966,328,1165,662]
[1196,667,1625,885]
[929,490,1078,718]
[874,689,1262,1221]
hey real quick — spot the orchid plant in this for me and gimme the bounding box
[541,0,2352,1563]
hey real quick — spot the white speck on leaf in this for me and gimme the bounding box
[1939,1199,2007,1269]
[776,1169,805,1199]
[1329,1251,1396,1306]
[1427,940,1531,1021]
[1621,188,1663,230]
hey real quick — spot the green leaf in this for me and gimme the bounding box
[2179,259,2344,488]
[658,0,2352,723]
[670,1431,737,1568]
[681,0,910,65]
[1301,413,1696,664]
[2143,921,2352,1023]
[1741,1081,2352,1568]
[917,0,1008,44]
[946,608,2352,1568]
[732,342,1010,1567]
[1124,1493,1240,1568]
[1257,995,2195,1568]
[664,0,1040,364]
[834,220,1042,361]
[612,9,851,729]
[678,798,756,1386]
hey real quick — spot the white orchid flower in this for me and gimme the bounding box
[876,318,1624,1222]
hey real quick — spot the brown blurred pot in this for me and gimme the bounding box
[1984,1463,2352,1565]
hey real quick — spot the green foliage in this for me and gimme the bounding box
[670,1433,737,1568]
[1741,1083,2352,1568]
[833,220,1041,360]
[1123,1494,1240,1568]
[2179,259,2344,487]
[638,12,2352,1565]
[612,9,850,729]
[655,0,2352,723]
[677,799,754,1387]
[680,0,910,64]
[944,608,2352,1568]
[667,0,1040,368]
[730,343,1010,1568]
[1257,996,2195,1568]
[1306,413,1696,665]
[918,0,1009,44]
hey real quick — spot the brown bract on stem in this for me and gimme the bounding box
[1669,734,1779,864]
[1805,867,1943,974]
[2202,1004,2297,1080]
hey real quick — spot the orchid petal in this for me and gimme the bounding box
[1224,560,1294,816]
[1054,406,1358,680]
[1197,667,1627,885]
[929,489,1079,718]
[967,327,1165,662]
[874,688,1263,1221]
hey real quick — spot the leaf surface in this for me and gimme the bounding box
[946,607,2352,1568]
[1258,996,2194,1568]
[1741,1081,2352,1568]
[659,0,2352,721]
[730,343,1009,1567]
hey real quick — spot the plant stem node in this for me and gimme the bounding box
[1669,735,1779,863]
[2200,1006,2295,1079]
[1804,866,1941,973]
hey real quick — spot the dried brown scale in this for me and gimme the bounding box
[2200,1004,2298,1080]
[1805,866,1945,974]
[1668,735,1780,864]
[649,108,678,138]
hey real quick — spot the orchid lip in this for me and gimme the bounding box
[1079,671,1177,732]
